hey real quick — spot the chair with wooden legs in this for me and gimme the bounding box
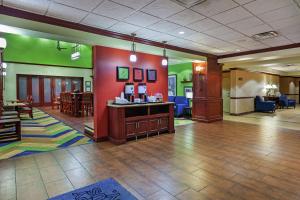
[52,96,61,110]
[18,96,33,118]
[81,92,93,117]
[65,93,74,115]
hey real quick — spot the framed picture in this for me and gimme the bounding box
[168,74,177,96]
[85,81,91,92]
[133,68,144,82]
[116,66,129,81]
[184,86,193,99]
[147,69,157,82]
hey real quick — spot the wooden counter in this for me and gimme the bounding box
[108,102,175,144]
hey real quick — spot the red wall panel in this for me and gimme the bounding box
[93,45,168,140]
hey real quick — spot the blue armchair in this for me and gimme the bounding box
[255,96,276,112]
[174,96,189,117]
[279,95,296,109]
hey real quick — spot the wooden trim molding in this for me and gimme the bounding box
[0,5,216,59]
[3,61,92,69]
[230,97,254,99]
[230,111,254,116]
[218,43,300,59]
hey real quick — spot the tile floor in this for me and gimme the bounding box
[1,119,300,199]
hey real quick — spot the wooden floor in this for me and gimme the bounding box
[1,120,300,200]
[39,107,93,133]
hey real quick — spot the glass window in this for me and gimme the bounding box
[72,78,82,92]
[18,76,27,101]
[44,78,51,103]
[32,77,40,103]
[55,78,62,97]
[65,78,72,92]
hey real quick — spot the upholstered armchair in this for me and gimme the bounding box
[255,96,276,112]
[174,96,189,117]
[279,95,296,109]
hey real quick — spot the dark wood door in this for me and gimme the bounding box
[17,75,83,107]
[126,122,136,137]
[136,120,148,135]
[148,119,160,132]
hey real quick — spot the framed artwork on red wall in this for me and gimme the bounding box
[147,69,157,82]
[133,68,144,82]
[116,66,129,81]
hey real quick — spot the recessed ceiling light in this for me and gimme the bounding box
[179,31,185,35]
[236,49,241,52]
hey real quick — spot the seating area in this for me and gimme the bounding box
[255,95,296,113]
[168,96,190,117]
[60,92,94,117]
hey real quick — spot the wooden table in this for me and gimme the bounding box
[4,103,27,117]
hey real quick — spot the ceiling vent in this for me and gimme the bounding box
[171,0,207,8]
[251,31,279,41]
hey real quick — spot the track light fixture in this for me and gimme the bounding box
[161,41,168,66]
[130,33,137,63]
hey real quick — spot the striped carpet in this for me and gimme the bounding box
[0,109,92,160]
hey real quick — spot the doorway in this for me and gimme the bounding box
[17,74,83,106]
[222,76,230,113]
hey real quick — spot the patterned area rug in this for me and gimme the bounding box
[49,178,137,200]
[0,109,92,159]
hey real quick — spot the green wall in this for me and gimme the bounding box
[168,62,193,96]
[3,33,92,68]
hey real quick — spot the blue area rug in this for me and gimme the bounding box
[49,178,137,200]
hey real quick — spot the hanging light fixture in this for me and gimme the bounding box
[0,37,7,49]
[161,41,168,66]
[71,44,80,60]
[130,33,137,63]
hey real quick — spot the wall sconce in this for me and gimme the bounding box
[195,65,206,75]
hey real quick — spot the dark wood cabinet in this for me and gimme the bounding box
[108,103,175,144]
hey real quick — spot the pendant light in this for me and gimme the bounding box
[130,33,137,63]
[161,41,168,66]
[0,37,7,50]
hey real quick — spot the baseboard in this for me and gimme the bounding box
[192,116,223,123]
[230,111,254,116]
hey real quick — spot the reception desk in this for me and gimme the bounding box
[107,102,175,144]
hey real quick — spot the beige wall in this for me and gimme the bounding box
[229,70,279,114]
[222,72,230,113]
[4,63,93,102]
[280,77,300,103]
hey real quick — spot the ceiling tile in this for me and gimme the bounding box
[243,0,294,15]
[141,0,185,19]
[268,15,300,29]
[134,28,161,39]
[147,33,176,42]
[278,25,300,36]
[227,17,264,31]
[191,0,238,17]
[53,0,103,11]
[93,0,134,20]
[286,33,300,43]
[166,9,206,26]
[187,18,222,32]
[234,0,254,5]
[170,26,198,38]
[147,21,182,33]
[110,0,154,10]
[109,22,141,34]
[211,7,253,24]
[258,5,300,23]
[47,2,88,23]
[239,24,273,36]
[203,26,235,37]
[3,0,50,15]
[215,31,245,41]
[261,36,292,47]
[81,13,117,29]
[124,12,160,27]
[185,32,212,42]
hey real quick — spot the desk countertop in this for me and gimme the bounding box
[107,102,174,108]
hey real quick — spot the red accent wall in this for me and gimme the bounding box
[93,45,168,140]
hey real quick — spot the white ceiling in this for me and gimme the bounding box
[1,0,300,55]
[220,47,300,75]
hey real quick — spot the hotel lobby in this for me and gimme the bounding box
[0,0,300,199]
